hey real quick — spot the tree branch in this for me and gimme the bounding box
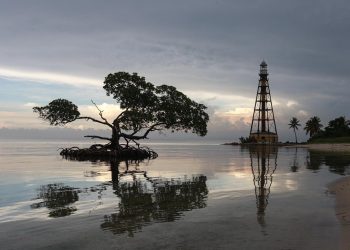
[91,100,113,127]
[84,135,112,141]
[120,122,166,140]
[77,116,113,128]
[116,108,129,120]
[112,108,129,127]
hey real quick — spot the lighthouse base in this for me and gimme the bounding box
[249,133,278,144]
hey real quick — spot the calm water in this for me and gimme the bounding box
[1,140,350,249]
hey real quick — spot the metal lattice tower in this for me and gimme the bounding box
[249,61,278,143]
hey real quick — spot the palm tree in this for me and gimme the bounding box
[288,117,301,143]
[304,116,323,138]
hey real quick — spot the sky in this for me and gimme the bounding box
[0,0,349,142]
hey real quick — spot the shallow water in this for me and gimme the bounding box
[1,140,350,249]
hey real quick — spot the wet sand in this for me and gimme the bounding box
[293,140,350,250]
[328,177,350,250]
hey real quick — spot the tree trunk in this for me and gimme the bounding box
[294,128,298,144]
[111,127,121,151]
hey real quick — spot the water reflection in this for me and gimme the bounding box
[306,151,323,171]
[102,161,208,236]
[249,146,278,227]
[28,146,350,239]
[290,147,299,172]
[29,159,208,236]
[307,150,350,175]
[30,183,80,217]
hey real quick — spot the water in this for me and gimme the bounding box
[1,140,350,249]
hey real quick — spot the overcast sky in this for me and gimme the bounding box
[1,0,349,142]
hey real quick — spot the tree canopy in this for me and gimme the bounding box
[324,116,350,137]
[303,116,350,142]
[33,99,80,126]
[33,72,209,151]
[304,116,323,138]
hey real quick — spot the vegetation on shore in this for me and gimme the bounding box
[307,136,350,144]
[304,116,350,143]
[235,116,350,145]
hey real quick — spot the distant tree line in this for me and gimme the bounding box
[290,116,350,143]
[240,116,350,144]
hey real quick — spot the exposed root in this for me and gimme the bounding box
[60,144,158,161]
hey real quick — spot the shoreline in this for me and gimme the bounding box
[290,143,350,152]
[328,176,350,249]
[224,142,350,152]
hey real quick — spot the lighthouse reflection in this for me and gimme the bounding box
[249,145,278,227]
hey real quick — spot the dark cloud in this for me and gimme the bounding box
[1,0,349,141]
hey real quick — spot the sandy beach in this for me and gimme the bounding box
[328,176,350,250]
[309,144,350,249]
[288,143,350,152]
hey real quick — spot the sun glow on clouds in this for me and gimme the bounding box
[215,107,252,124]
[66,103,122,130]
[0,102,122,129]
[186,90,254,105]
[286,100,298,107]
[297,110,308,117]
[23,102,39,107]
[0,67,100,87]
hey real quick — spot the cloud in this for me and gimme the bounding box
[0,111,47,129]
[286,100,298,108]
[297,110,308,117]
[0,67,99,87]
[23,102,39,107]
[80,102,120,117]
[1,0,350,142]
[0,102,122,130]
[215,108,252,125]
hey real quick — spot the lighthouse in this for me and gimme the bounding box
[249,61,278,143]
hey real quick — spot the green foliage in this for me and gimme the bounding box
[307,116,350,142]
[155,84,208,136]
[304,116,323,138]
[288,117,301,130]
[324,116,350,137]
[33,72,209,147]
[104,72,209,137]
[33,99,80,126]
[104,72,157,110]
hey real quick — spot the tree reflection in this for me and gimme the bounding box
[249,145,278,227]
[101,162,208,236]
[30,183,80,217]
[307,151,350,175]
[324,154,350,175]
[306,151,323,171]
[290,147,299,172]
[31,159,208,236]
